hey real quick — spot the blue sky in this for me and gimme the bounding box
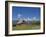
[12,6,40,20]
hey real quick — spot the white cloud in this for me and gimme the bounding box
[27,17,31,20]
[33,17,36,20]
[32,17,39,21]
[17,14,22,18]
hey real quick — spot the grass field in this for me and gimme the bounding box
[12,24,40,30]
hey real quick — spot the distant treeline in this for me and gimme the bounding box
[12,20,40,27]
[32,21,40,25]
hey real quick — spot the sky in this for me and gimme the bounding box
[12,6,40,20]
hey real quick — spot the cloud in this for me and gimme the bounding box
[33,17,39,21]
[27,17,32,21]
[17,14,22,18]
[33,17,36,20]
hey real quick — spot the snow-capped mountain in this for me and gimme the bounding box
[13,14,40,25]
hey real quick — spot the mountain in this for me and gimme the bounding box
[13,14,40,25]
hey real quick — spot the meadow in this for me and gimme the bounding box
[12,24,40,30]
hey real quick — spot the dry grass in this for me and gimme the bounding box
[12,24,40,30]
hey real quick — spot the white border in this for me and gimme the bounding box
[8,2,44,34]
